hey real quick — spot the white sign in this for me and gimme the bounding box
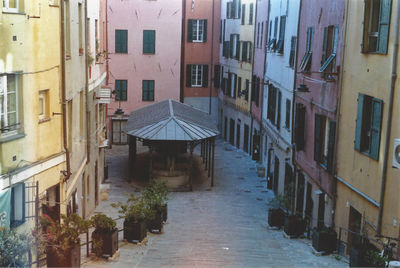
[98,87,111,104]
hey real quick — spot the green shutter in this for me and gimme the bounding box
[377,0,392,54]
[354,94,364,151]
[115,30,127,53]
[238,0,241,19]
[214,65,220,88]
[122,31,127,53]
[236,38,241,59]
[115,80,121,100]
[121,80,127,101]
[230,35,234,57]
[321,27,328,65]
[314,114,322,162]
[186,65,192,87]
[188,20,193,42]
[203,20,207,42]
[233,74,237,98]
[202,65,209,87]
[327,120,336,173]
[369,98,383,160]
[361,0,368,52]
[142,81,147,101]
[143,30,155,54]
[149,81,154,101]
[115,30,120,52]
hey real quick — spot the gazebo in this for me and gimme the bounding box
[124,99,219,190]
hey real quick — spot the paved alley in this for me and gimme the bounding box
[83,139,348,267]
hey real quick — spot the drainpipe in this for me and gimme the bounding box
[332,0,350,230]
[85,0,90,163]
[180,0,186,103]
[377,0,400,236]
[209,0,215,115]
[291,0,302,213]
[250,0,259,159]
[61,0,71,182]
[105,0,109,133]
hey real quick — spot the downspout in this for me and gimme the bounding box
[105,0,109,133]
[377,0,400,236]
[180,0,186,103]
[61,0,71,182]
[291,0,302,213]
[85,0,90,163]
[332,0,350,230]
[250,0,259,158]
[209,0,216,115]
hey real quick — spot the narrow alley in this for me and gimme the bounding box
[83,139,347,267]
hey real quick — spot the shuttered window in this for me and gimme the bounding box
[314,114,337,173]
[142,80,154,101]
[362,0,392,54]
[188,19,207,42]
[115,30,128,53]
[299,27,314,71]
[354,93,383,160]
[11,183,25,227]
[241,4,246,25]
[276,16,286,54]
[115,80,127,101]
[143,30,155,54]
[295,103,306,151]
[249,3,254,24]
[319,26,338,73]
[289,36,297,68]
[186,65,208,87]
[267,84,281,129]
[285,99,291,129]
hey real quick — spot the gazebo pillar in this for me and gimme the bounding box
[189,143,194,191]
[205,140,208,170]
[208,139,211,178]
[149,145,153,180]
[128,136,137,178]
[211,137,215,187]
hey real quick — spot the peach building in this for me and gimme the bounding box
[107,0,182,144]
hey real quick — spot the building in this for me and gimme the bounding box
[335,0,400,251]
[107,0,182,145]
[219,0,256,156]
[262,0,299,198]
[0,0,65,229]
[182,0,221,124]
[293,0,345,230]
[252,0,269,162]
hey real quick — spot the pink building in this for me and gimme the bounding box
[107,0,182,144]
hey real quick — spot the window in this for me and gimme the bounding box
[186,64,209,87]
[214,64,221,88]
[220,20,223,43]
[251,76,260,106]
[65,0,71,57]
[11,183,25,227]
[276,16,286,54]
[78,3,83,53]
[267,20,275,50]
[241,41,248,61]
[227,2,232,19]
[230,34,240,59]
[285,99,291,129]
[115,80,127,101]
[289,36,297,68]
[223,41,230,58]
[142,80,154,101]
[0,74,20,137]
[112,119,127,145]
[249,3,254,24]
[188,20,207,43]
[233,0,241,19]
[295,103,306,150]
[245,79,249,101]
[3,0,20,12]
[257,23,260,48]
[314,114,336,172]
[79,91,84,137]
[241,4,246,25]
[115,30,128,53]
[143,30,155,54]
[355,93,383,160]
[362,0,392,54]
[299,27,314,71]
[261,22,264,47]
[223,19,226,42]
[267,84,281,129]
[38,90,49,122]
[228,72,237,98]
[319,26,338,73]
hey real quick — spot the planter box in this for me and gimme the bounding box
[161,204,168,223]
[147,210,163,233]
[312,230,337,253]
[349,246,363,267]
[284,216,305,237]
[123,220,146,243]
[268,208,284,227]
[92,229,118,257]
[46,244,80,267]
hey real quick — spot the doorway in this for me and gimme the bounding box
[229,119,235,145]
[273,156,279,194]
[244,124,249,153]
[236,121,241,148]
[296,173,305,217]
[317,192,325,229]
[252,132,260,161]
[348,206,362,252]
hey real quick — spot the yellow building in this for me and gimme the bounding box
[0,0,65,228]
[335,0,400,251]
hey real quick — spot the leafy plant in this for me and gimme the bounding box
[111,194,152,223]
[0,227,32,267]
[91,213,116,233]
[364,249,387,267]
[142,179,169,212]
[39,213,90,251]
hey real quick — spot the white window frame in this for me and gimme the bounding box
[192,20,204,42]
[191,65,203,87]
[3,0,19,12]
[0,74,19,138]
[38,90,49,121]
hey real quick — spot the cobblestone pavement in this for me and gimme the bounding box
[83,138,348,267]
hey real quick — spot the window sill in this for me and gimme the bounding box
[2,10,26,15]
[192,40,205,43]
[49,4,60,7]
[143,53,155,55]
[39,117,51,124]
[191,85,204,88]
[115,52,128,54]
[0,133,26,144]
[142,100,155,102]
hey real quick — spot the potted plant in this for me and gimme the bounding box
[267,193,285,228]
[142,179,169,232]
[0,227,33,267]
[90,213,118,257]
[112,194,149,243]
[282,183,306,237]
[312,226,337,253]
[40,213,90,267]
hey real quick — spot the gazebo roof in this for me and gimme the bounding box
[125,99,219,141]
